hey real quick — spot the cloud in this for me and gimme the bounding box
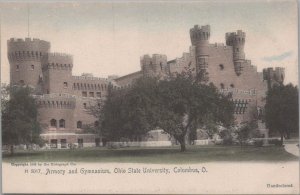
[262,51,293,62]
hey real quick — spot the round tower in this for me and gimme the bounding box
[226,30,246,76]
[7,38,50,90]
[190,25,210,73]
[141,54,168,77]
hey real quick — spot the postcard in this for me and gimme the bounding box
[1,1,299,194]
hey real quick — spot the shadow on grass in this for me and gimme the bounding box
[2,145,299,163]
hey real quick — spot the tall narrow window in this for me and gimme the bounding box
[220,83,225,89]
[16,65,19,71]
[31,65,34,70]
[59,119,65,128]
[63,82,68,88]
[83,103,87,109]
[50,119,57,128]
[94,121,99,127]
[219,64,224,70]
[77,121,82,129]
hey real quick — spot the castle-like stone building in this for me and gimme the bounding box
[7,25,285,148]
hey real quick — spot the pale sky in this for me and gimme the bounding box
[0,0,298,85]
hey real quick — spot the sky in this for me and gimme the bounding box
[0,0,298,85]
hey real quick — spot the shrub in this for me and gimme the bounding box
[254,140,263,147]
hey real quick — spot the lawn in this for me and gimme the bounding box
[2,145,298,163]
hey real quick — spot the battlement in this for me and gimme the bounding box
[140,54,167,66]
[42,52,73,71]
[190,25,210,45]
[263,67,285,84]
[8,37,46,43]
[7,37,50,53]
[226,30,246,46]
[72,75,108,81]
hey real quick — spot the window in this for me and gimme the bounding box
[78,139,83,148]
[19,80,24,85]
[96,92,101,98]
[31,65,34,70]
[59,119,65,128]
[160,62,163,70]
[219,64,224,70]
[50,119,57,128]
[61,139,67,148]
[83,103,87,109]
[230,84,235,88]
[63,82,68,88]
[50,139,58,148]
[220,83,225,89]
[16,65,19,71]
[236,48,239,52]
[89,92,94,97]
[94,121,99,127]
[77,121,82,129]
[82,91,87,97]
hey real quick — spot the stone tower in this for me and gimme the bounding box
[141,54,168,77]
[7,38,50,91]
[263,67,285,89]
[190,25,210,74]
[226,30,246,76]
[42,53,73,94]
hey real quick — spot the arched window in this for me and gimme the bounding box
[77,121,82,129]
[59,119,65,128]
[50,119,57,128]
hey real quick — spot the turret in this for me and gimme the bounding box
[141,54,168,77]
[263,67,285,89]
[7,38,50,91]
[42,53,73,94]
[190,25,210,74]
[226,30,246,76]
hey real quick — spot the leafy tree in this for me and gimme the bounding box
[265,83,299,145]
[97,78,159,141]
[234,121,258,147]
[155,72,234,151]
[1,85,43,154]
[96,69,234,151]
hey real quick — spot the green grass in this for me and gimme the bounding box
[2,145,298,163]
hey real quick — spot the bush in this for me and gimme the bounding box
[269,139,282,146]
[254,140,263,147]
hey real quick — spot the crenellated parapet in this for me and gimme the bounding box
[42,52,73,71]
[190,25,210,46]
[8,38,51,89]
[141,54,168,77]
[7,38,50,62]
[34,94,76,109]
[263,67,285,88]
[226,30,246,76]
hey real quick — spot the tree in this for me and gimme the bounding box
[155,73,234,151]
[97,78,159,142]
[265,83,299,145]
[234,121,258,147]
[96,69,234,152]
[1,85,43,154]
